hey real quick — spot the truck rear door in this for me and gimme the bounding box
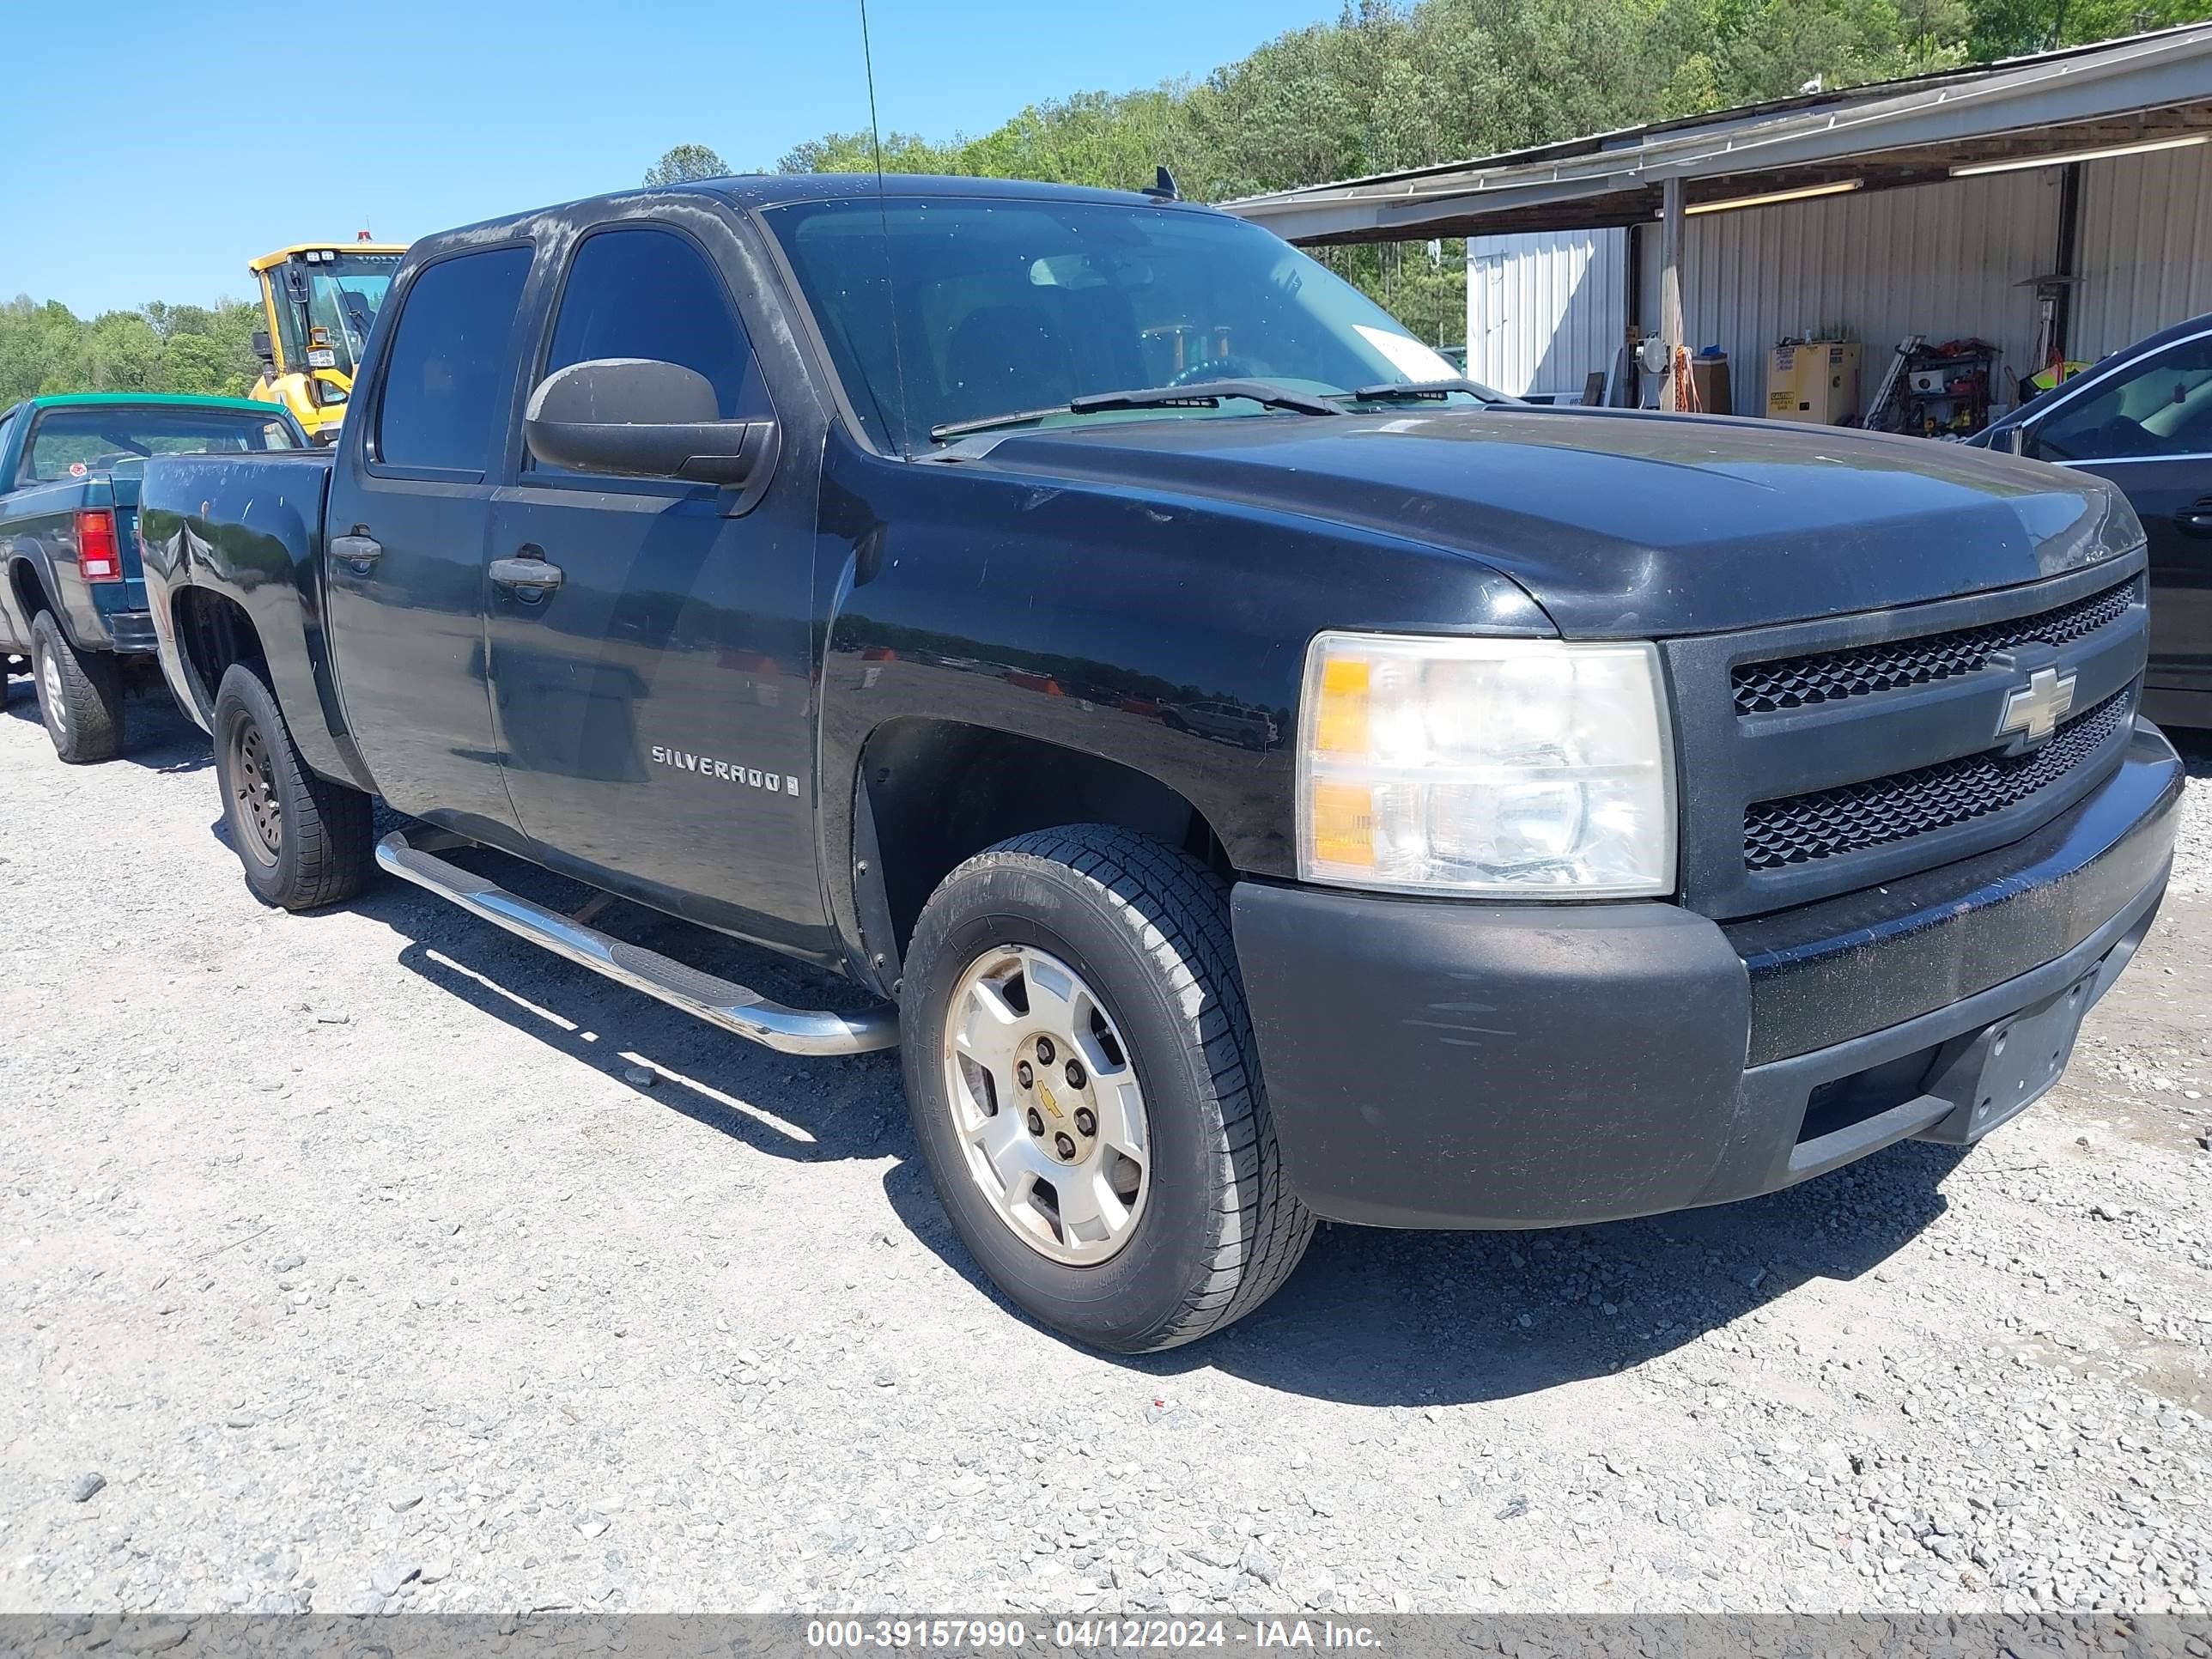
[483,213,829,956]
[323,244,536,839]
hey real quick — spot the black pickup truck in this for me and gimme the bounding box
[138,175,2182,1353]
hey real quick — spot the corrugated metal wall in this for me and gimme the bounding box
[1465,229,1627,399]
[2073,144,2212,357]
[1635,172,2063,416]
[1461,153,2211,418]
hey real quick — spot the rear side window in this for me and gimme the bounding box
[536,226,769,453]
[375,246,532,476]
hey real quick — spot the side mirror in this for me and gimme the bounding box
[252,329,274,362]
[523,358,774,488]
[2007,422,2029,457]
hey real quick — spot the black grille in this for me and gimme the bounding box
[1731,580,2136,715]
[1743,690,2131,871]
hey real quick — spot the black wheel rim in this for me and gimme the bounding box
[230,720,283,860]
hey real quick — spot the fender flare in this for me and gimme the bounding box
[3,544,81,651]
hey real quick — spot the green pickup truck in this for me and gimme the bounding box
[0,393,306,761]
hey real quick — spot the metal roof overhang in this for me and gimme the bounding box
[1224,23,2212,243]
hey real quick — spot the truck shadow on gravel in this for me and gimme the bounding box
[343,819,909,1166]
[1,680,212,775]
[326,807,1980,1407]
[884,1139,1972,1404]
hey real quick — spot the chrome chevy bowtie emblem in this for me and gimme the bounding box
[1996,666,2077,748]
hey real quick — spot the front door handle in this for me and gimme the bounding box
[489,555,565,594]
[331,533,382,570]
[2176,503,2212,537]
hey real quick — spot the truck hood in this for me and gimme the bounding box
[965,405,2142,637]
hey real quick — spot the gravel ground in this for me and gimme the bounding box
[2,687,2209,1619]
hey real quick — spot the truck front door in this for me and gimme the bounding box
[484,218,828,957]
[325,244,535,840]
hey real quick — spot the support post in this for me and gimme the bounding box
[1660,175,1686,411]
[2053,161,2082,362]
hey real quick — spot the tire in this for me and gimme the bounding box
[211,664,374,911]
[29,611,123,763]
[900,823,1313,1352]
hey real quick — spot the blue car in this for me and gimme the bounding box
[1974,314,2212,729]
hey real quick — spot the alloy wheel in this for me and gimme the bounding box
[941,944,1151,1266]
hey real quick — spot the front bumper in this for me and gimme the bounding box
[1232,720,2183,1229]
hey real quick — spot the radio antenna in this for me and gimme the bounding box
[858,0,914,457]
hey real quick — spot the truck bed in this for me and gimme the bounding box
[137,447,336,589]
[137,447,354,781]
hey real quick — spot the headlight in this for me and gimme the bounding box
[1297,631,1676,897]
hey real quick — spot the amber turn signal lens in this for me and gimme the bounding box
[1307,781,1376,867]
[1313,655,1370,754]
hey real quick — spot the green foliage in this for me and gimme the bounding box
[642,143,732,186]
[20,0,2195,408]
[740,0,2209,331]
[0,295,264,406]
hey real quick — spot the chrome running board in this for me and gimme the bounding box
[374,828,898,1056]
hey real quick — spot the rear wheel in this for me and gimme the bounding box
[211,664,374,911]
[29,611,122,763]
[900,824,1313,1352]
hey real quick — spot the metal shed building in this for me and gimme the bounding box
[1229,24,2212,418]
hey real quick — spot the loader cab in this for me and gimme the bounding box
[248,240,405,444]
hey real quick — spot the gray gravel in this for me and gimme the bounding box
[2,690,2208,1617]
[2172,740,2212,896]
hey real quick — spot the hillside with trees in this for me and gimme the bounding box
[13,0,2207,404]
[754,0,2212,339]
[0,296,264,408]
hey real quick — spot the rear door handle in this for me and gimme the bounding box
[2177,504,2212,537]
[489,555,565,594]
[331,533,382,569]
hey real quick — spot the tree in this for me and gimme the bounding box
[642,143,732,186]
[750,0,2210,335]
[0,295,265,404]
[10,0,2209,392]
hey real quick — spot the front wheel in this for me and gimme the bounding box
[211,664,374,911]
[29,611,123,763]
[900,824,1313,1352]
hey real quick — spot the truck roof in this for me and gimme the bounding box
[413,173,1221,252]
[689,173,1208,213]
[3,392,289,421]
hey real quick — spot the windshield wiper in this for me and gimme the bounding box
[930,379,1341,443]
[1336,379,1499,404]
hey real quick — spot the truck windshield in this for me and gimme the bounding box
[763,196,1476,453]
[276,253,401,383]
[22,408,298,483]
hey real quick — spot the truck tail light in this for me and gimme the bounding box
[76,510,122,583]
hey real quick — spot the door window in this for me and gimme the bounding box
[374,246,533,477]
[532,227,769,474]
[2032,335,2212,462]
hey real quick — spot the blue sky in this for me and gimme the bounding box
[0,0,1338,317]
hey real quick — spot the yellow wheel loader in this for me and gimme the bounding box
[248,240,405,443]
